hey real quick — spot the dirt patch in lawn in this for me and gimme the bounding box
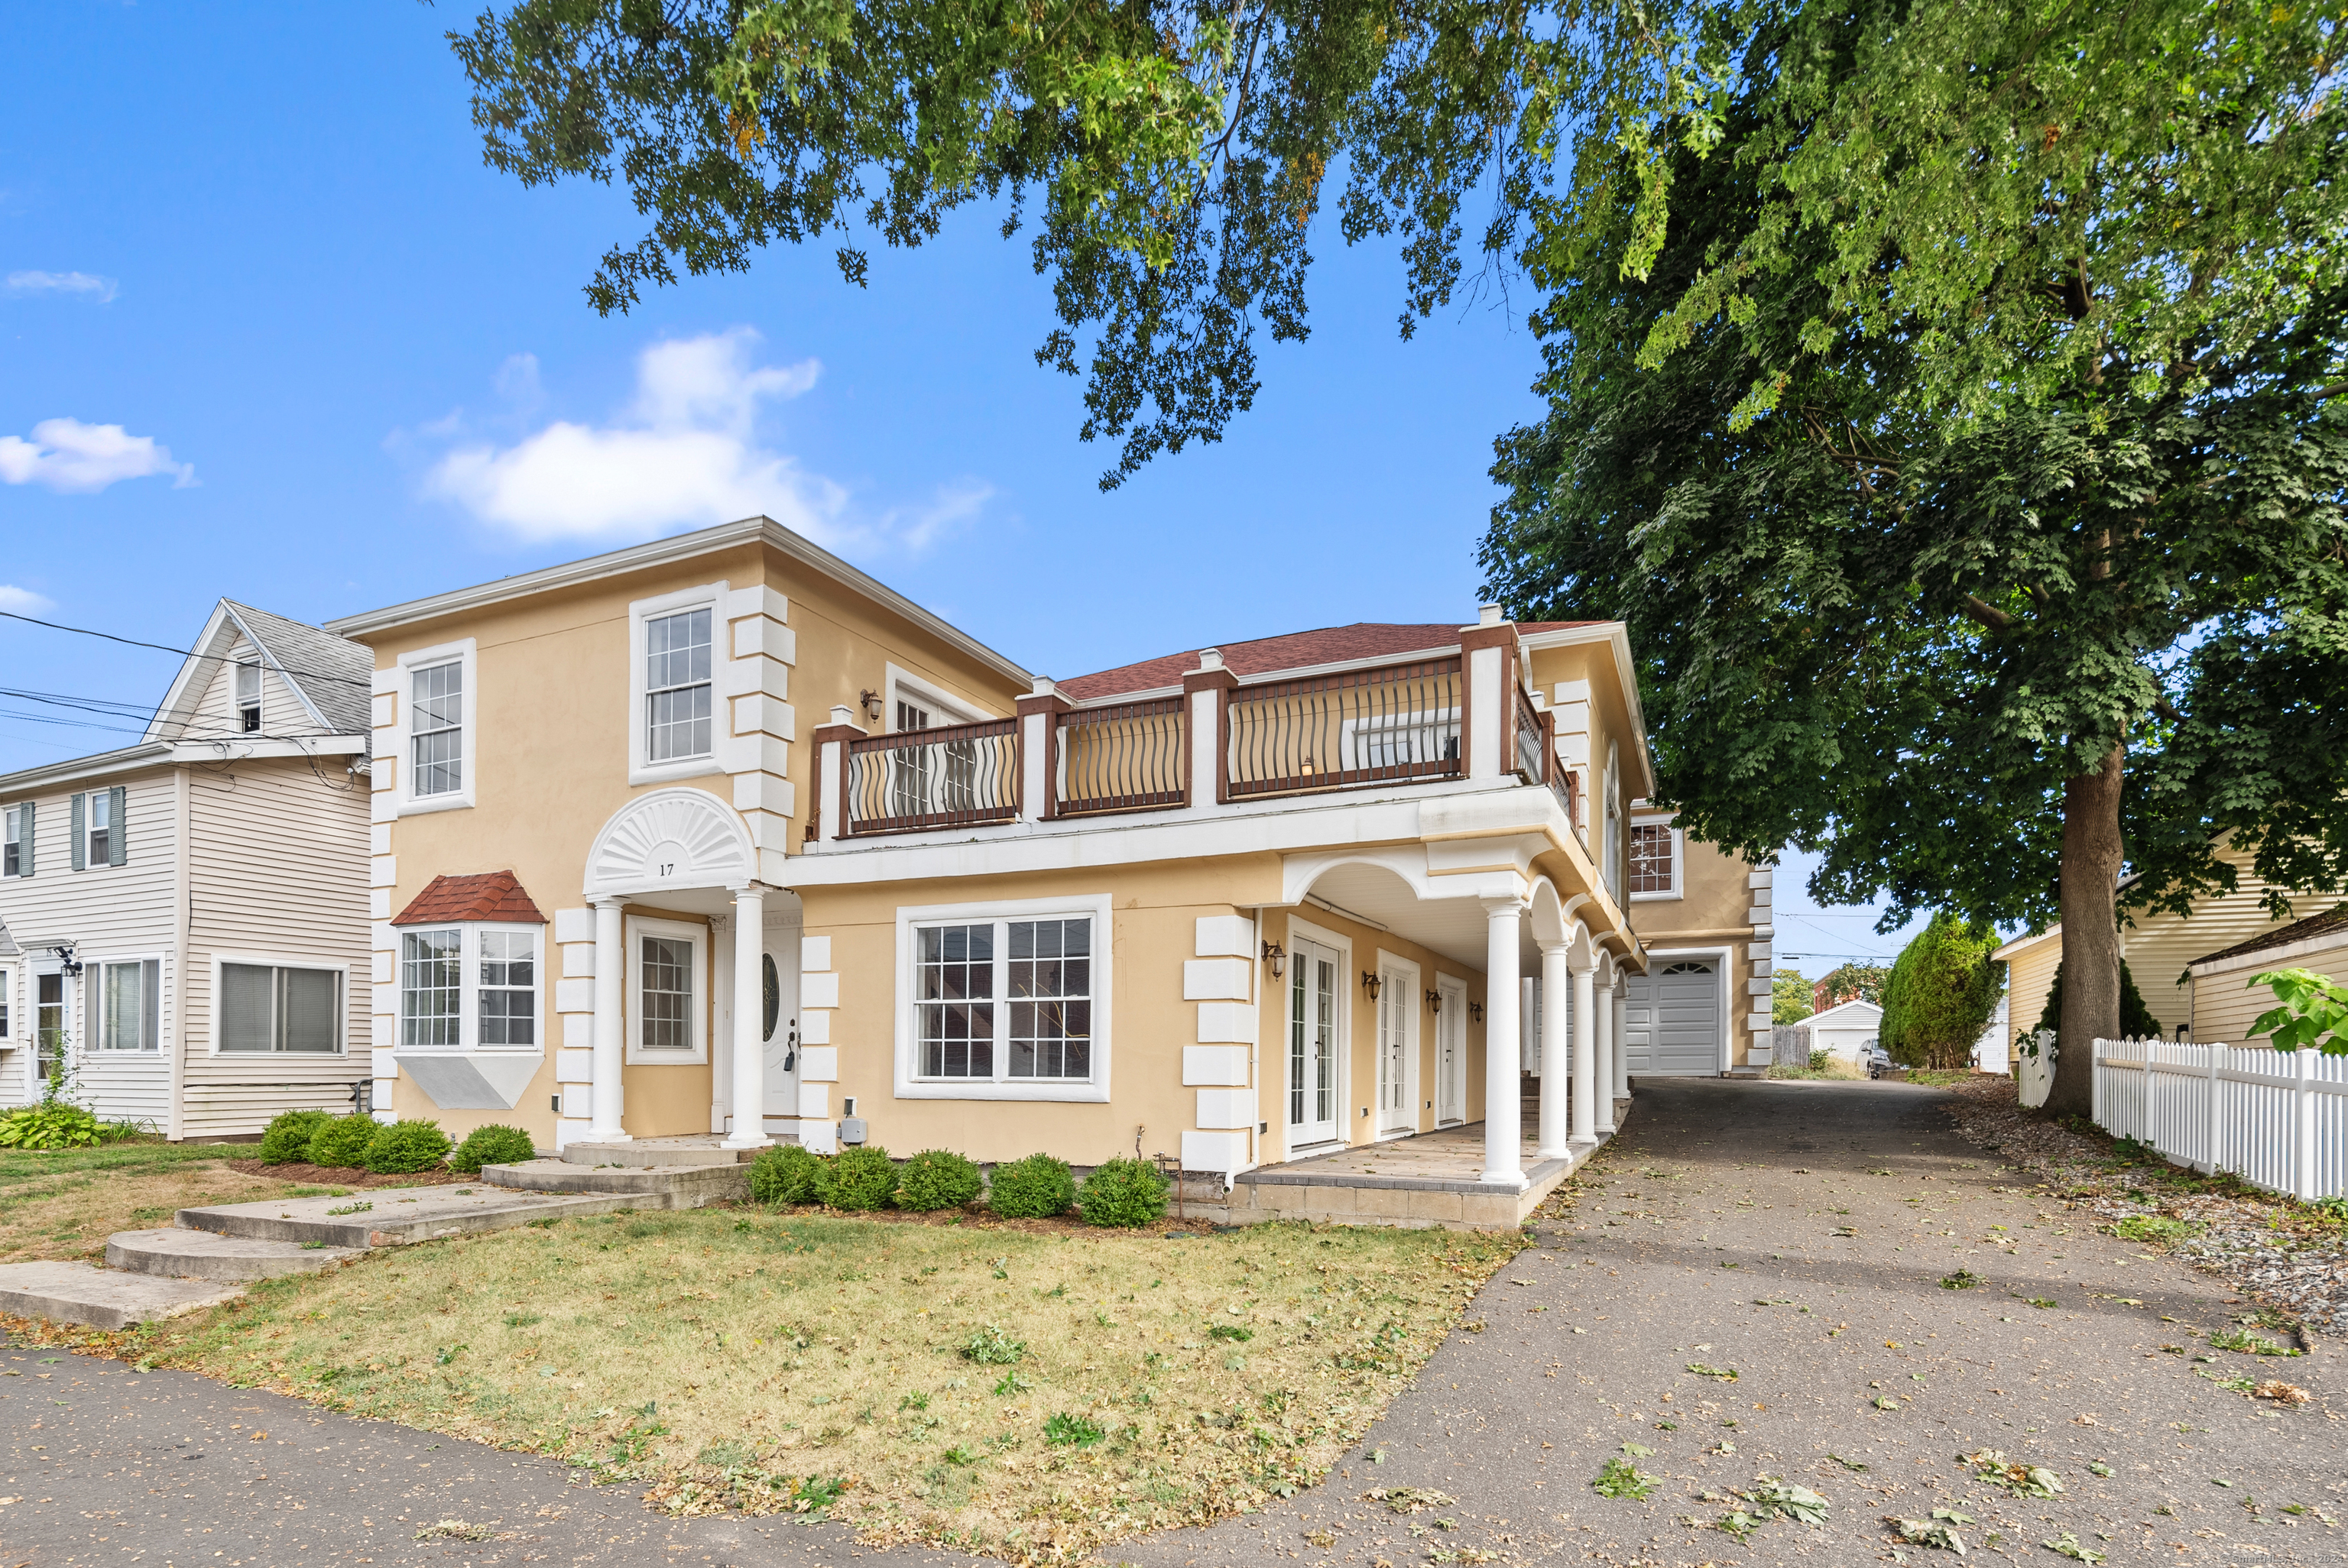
[55,1208,1522,1563]
[0,1161,352,1264]
[217,1159,467,1188]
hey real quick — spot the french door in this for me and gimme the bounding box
[1376,965,1412,1134]
[1435,977,1466,1124]
[1286,937,1341,1148]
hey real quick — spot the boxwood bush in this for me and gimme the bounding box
[750,1142,825,1206]
[365,1117,452,1174]
[305,1113,381,1169]
[986,1153,1076,1218]
[895,1148,983,1212]
[449,1124,537,1174]
[1076,1156,1169,1228]
[816,1145,897,1210]
[258,1109,333,1165]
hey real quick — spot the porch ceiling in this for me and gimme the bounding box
[1295,862,1521,974]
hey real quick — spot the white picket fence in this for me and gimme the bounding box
[2093,1037,2348,1202]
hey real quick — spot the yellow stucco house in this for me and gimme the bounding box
[326,518,1665,1225]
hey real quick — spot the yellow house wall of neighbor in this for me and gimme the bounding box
[363,536,1026,1147]
[798,857,1488,1170]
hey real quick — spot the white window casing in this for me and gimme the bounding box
[1628,816,1684,901]
[0,962,12,1040]
[893,893,1113,1102]
[235,660,263,733]
[396,638,477,815]
[2,802,27,878]
[628,584,728,786]
[212,952,351,1055]
[626,914,708,1063]
[84,954,162,1052]
[884,663,991,732]
[394,923,543,1052]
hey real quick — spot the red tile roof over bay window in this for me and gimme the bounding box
[1057,620,1605,701]
[392,871,548,927]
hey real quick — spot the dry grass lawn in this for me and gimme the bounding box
[0,1143,350,1264]
[117,1207,1523,1563]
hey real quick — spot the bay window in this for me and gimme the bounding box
[397,924,540,1050]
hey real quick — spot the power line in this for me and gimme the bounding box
[0,608,372,689]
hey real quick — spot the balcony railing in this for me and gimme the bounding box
[1057,696,1185,815]
[1227,657,1463,798]
[844,717,1020,834]
[1514,685,1545,785]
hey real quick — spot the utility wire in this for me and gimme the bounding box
[0,608,373,689]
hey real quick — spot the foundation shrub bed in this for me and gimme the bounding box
[816,1145,897,1211]
[305,1114,381,1170]
[985,1155,1075,1219]
[129,1210,1523,1565]
[895,1150,983,1212]
[449,1125,538,1174]
[258,1110,333,1165]
[750,1143,825,1206]
[365,1119,452,1174]
[1075,1157,1167,1229]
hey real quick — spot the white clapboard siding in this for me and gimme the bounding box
[2094,1036,2348,1201]
[180,756,375,1139]
[2193,941,2348,1048]
[181,633,318,744]
[0,766,182,1122]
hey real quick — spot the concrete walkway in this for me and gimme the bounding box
[5,1078,2340,1565]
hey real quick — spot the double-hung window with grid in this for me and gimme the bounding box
[1628,823,1677,896]
[399,926,538,1049]
[645,608,713,763]
[2,803,25,878]
[914,915,1093,1084]
[410,661,464,798]
[638,935,696,1051]
[401,928,462,1046]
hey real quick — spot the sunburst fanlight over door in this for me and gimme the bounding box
[587,788,754,895]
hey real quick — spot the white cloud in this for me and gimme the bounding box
[0,585,57,616]
[6,270,118,303]
[0,416,196,494]
[887,477,997,556]
[424,329,848,544]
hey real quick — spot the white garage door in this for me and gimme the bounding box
[1623,960,1722,1075]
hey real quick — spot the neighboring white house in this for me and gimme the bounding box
[0,601,375,1137]
[1805,997,1883,1063]
[1972,996,2010,1074]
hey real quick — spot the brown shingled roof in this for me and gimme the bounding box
[1058,620,1605,702]
[2192,902,2348,968]
[393,871,548,927]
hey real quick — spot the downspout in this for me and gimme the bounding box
[168,764,192,1142]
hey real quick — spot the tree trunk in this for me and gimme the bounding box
[2048,743,2126,1116]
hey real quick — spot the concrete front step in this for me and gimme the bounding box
[104,1229,362,1282]
[177,1184,660,1248]
[482,1158,750,1206]
[558,1139,755,1168]
[0,1259,245,1330]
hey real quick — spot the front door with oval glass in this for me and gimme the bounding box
[761,929,801,1123]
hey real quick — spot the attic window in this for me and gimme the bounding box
[235,662,261,733]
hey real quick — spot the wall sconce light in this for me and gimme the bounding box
[858,688,884,721]
[1260,940,1286,978]
[1425,988,1442,1013]
[1468,1000,1484,1023]
[1299,758,1316,777]
[1360,970,1382,999]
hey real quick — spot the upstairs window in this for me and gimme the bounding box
[87,790,111,867]
[645,607,713,763]
[1629,821,1681,898]
[410,660,464,797]
[71,788,124,870]
[2,802,27,878]
[235,661,261,733]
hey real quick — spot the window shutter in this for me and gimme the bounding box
[16,800,29,876]
[70,792,85,872]
[109,786,127,867]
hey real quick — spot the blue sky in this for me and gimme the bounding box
[0,2,1918,960]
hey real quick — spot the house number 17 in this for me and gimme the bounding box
[658,862,675,876]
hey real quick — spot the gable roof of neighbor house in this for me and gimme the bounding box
[1058,620,1609,701]
[145,599,373,744]
[2190,902,2348,974]
[392,871,548,927]
[1805,997,1884,1030]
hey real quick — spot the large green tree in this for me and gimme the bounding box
[1478,1,2348,1114]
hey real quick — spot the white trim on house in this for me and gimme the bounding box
[207,950,355,1058]
[1517,622,1656,798]
[1373,947,1422,1138]
[0,744,173,797]
[884,662,994,729]
[394,638,477,815]
[81,951,166,1055]
[625,915,709,1065]
[1433,970,1468,1125]
[1628,943,1733,1074]
[1281,912,1354,1155]
[394,922,546,1054]
[890,893,1114,1103]
[1627,814,1684,902]
[628,582,729,787]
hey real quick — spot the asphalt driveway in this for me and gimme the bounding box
[5,1077,2340,1566]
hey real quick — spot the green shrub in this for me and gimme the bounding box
[896,1148,983,1212]
[987,1153,1076,1218]
[1076,1156,1169,1229]
[0,1101,105,1150]
[750,1143,825,1206]
[1879,910,2004,1069]
[449,1124,538,1174]
[258,1108,333,1165]
[816,1145,897,1210]
[365,1117,452,1174]
[306,1113,381,1169]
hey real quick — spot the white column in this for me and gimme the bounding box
[1481,896,1524,1185]
[1593,963,1616,1136]
[1570,953,1597,1143]
[588,896,629,1142]
[1613,980,1630,1103]
[723,886,769,1149]
[1537,941,1571,1158]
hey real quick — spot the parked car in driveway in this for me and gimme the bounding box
[1860,1038,1895,1079]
